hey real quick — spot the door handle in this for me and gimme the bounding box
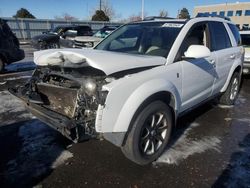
[230,54,236,59]
[209,59,216,68]
[209,59,215,64]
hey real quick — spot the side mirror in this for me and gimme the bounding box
[184,45,211,59]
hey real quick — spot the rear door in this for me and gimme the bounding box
[208,21,240,94]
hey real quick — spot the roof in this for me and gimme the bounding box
[130,16,232,26]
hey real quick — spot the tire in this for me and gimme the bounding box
[38,41,47,50]
[219,71,240,105]
[48,42,60,49]
[0,58,5,73]
[121,101,173,165]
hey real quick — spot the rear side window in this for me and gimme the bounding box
[228,23,241,45]
[241,34,250,46]
[209,22,232,51]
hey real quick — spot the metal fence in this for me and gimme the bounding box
[1,17,123,40]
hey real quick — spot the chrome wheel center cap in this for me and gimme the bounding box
[151,130,156,137]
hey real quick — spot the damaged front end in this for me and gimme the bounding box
[10,66,109,142]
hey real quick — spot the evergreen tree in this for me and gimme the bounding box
[13,8,36,19]
[92,10,109,21]
[178,8,190,19]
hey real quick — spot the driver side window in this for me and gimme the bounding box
[176,23,210,60]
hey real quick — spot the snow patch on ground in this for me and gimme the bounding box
[0,91,34,126]
[0,91,26,114]
[5,120,73,185]
[52,150,73,168]
[217,104,234,109]
[156,122,221,165]
[235,95,247,105]
[237,118,250,125]
[3,75,31,81]
[224,117,232,121]
[0,81,7,85]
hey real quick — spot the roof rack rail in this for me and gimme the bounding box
[196,13,231,21]
[143,16,174,21]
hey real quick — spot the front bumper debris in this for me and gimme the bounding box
[9,85,89,143]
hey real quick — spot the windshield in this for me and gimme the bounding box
[94,31,106,38]
[94,28,115,38]
[241,34,250,46]
[51,26,62,33]
[51,26,70,34]
[95,22,184,57]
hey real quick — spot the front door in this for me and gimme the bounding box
[178,22,217,111]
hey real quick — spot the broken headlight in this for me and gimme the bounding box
[84,78,97,96]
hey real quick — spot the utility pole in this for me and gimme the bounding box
[141,0,144,20]
[100,0,102,10]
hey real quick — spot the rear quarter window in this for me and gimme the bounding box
[228,23,241,46]
[241,33,250,46]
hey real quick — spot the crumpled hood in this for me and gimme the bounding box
[34,48,166,75]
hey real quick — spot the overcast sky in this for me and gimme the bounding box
[0,0,250,20]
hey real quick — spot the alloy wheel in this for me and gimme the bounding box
[230,77,239,100]
[139,112,168,156]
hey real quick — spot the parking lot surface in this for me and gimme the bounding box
[0,45,249,188]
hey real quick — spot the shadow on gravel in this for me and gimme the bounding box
[0,119,72,188]
[213,134,250,188]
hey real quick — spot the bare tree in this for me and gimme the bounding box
[102,0,115,20]
[54,13,79,21]
[159,10,168,17]
[128,15,142,22]
[121,11,149,23]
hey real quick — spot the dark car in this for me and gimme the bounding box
[0,19,24,72]
[31,25,93,50]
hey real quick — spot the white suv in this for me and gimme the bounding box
[11,16,243,165]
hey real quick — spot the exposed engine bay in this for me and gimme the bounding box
[9,49,164,143]
[10,66,111,142]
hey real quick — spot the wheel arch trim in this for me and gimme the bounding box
[100,79,181,133]
[220,63,242,93]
